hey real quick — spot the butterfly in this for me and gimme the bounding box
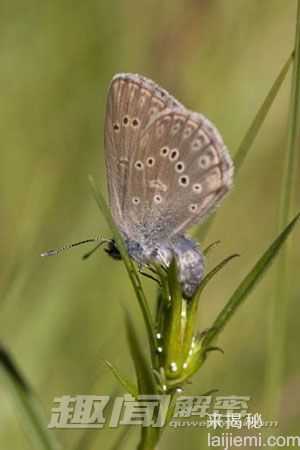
[104,73,233,298]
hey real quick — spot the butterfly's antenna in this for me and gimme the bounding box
[41,236,109,257]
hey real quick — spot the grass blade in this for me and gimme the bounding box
[104,360,138,398]
[193,254,240,300]
[0,346,60,450]
[181,254,239,367]
[267,0,300,418]
[194,52,293,242]
[234,52,294,172]
[88,176,157,363]
[202,212,300,349]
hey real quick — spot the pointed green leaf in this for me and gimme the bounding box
[165,208,299,390]
[204,346,224,355]
[203,240,221,256]
[202,212,300,348]
[104,360,138,398]
[200,389,219,396]
[0,346,60,450]
[88,176,157,363]
[181,254,239,358]
[193,254,240,301]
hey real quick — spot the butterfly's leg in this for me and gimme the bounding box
[138,265,161,285]
[82,241,109,260]
[142,263,168,276]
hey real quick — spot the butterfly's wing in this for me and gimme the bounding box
[104,73,184,234]
[138,108,233,238]
[104,73,233,241]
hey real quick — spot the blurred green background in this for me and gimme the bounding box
[0,0,299,449]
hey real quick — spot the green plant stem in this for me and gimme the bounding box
[138,428,160,450]
[163,261,187,378]
[267,0,300,419]
[88,176,157,365]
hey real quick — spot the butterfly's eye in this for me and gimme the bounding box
[134,160,144,170]
[160,146,169,157]
[169,148,179,161]
[146,157,155,167]
[123,116,129,126]
[179,175,189,187]
[192,183,203,193]
[113,122,120,132]
[175,161,185,173]
[132,118,140,128]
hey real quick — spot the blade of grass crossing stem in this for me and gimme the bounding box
[0,347,60,450]
[88,176,157,361]
[268,1,300,419]
[202,213,300,349]
[194,52,294,242]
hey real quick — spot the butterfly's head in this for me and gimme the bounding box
[104,240,122,260]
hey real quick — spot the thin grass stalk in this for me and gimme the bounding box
[266,0,300,419]
[88,176,157,365]
[194,52,293,242]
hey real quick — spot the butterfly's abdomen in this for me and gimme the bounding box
[172,236,205,298]
[125,232,204,298]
